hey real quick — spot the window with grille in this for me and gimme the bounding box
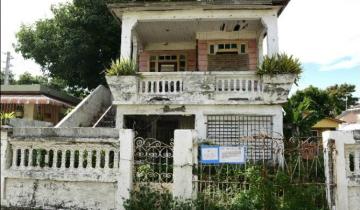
[206,115,274,160]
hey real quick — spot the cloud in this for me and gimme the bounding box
[279,0,360,68]
[319,55,360,71]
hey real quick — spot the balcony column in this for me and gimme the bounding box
[120,17,137,59]
[132,32,139,65]
[261,15,279,56]
[257,29,266,63]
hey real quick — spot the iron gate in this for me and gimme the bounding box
[133,137,174,183]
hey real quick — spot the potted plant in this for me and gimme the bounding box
[256,53,302,102]
[105,58,140,102]
[0,112,15,125]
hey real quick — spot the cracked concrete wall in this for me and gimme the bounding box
[4,178,117,210]
[107,72,295,105]
[1,127,121,210]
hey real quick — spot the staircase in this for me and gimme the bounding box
[92,106,116,128]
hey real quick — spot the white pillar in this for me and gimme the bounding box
[195,113,206,140]
[261,15,279,56]
[173,130,195,200]
[257,29,266,63]
[132,32,139,65]
[120,17,137,59]
[115,106,124,129]
[117,129,134,210]
[1,130,11,205]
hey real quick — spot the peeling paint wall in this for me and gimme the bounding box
[107,72,295,105]
[323,130,360,210]
[4,178,116,210]
[1,128,120,210]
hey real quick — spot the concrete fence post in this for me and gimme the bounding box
[117,129,135,210]
[1,128,12,206]
[173,129,195,200]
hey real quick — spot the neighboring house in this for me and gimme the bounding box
[311,118,344,137]
[337,104,360,124]
[1,85,80,124]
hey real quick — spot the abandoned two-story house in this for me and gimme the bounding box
[1,1,295,209]
[105,0,293,148]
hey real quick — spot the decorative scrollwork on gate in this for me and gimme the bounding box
[134,137,174,183]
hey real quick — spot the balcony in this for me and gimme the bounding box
[106,71,295,105]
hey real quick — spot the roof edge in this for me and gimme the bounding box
[0,85,80,105]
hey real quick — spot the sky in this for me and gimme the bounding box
[1,0,360,97]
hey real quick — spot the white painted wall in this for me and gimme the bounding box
[0,127,121,210]
[323,130,360,210]
[116,104,284,140]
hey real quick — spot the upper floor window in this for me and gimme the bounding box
[208,42,247,55]
[149,54,186,72]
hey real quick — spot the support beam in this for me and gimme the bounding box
[120,17,137,59]
[261,15,279,56]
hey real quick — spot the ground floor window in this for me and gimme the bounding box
[206,115,273,145]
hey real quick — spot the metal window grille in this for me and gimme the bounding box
[206,115,273,160]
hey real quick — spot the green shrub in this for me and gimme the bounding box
[105,58,138,76]
[123,184,192,210]
[256,53,303,83]
[0,112,15,125]
[124,165,328,210]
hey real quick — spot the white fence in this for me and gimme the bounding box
[1,127,121,210]
[0,127,196,210]
[323,130,360,210]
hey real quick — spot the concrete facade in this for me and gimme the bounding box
[323,130,360,210]
[56,85,112,128]
[1,127,120,210]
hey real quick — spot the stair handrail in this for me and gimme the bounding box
[92,105,115,128]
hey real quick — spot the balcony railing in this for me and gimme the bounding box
[106,71,295,105]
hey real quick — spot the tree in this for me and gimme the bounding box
[1,70,15,85]
[16,72,48,85]
[326,84,358,115]
[284,84,358,137]
[283,97,318,138]
[15,0,121,90]
[14,71,89,98]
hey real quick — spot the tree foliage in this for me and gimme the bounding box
[284,84,358,137]
[0,70,16,85]
[15,0,121,90]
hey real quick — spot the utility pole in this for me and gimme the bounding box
[3,51,14,85]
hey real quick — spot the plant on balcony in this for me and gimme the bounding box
[105,58,138,76]
[256,53,302,84]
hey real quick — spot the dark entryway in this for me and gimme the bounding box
[124,115,195,143]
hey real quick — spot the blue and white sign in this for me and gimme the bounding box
[200,145,220,164]
[200,145,247,164]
